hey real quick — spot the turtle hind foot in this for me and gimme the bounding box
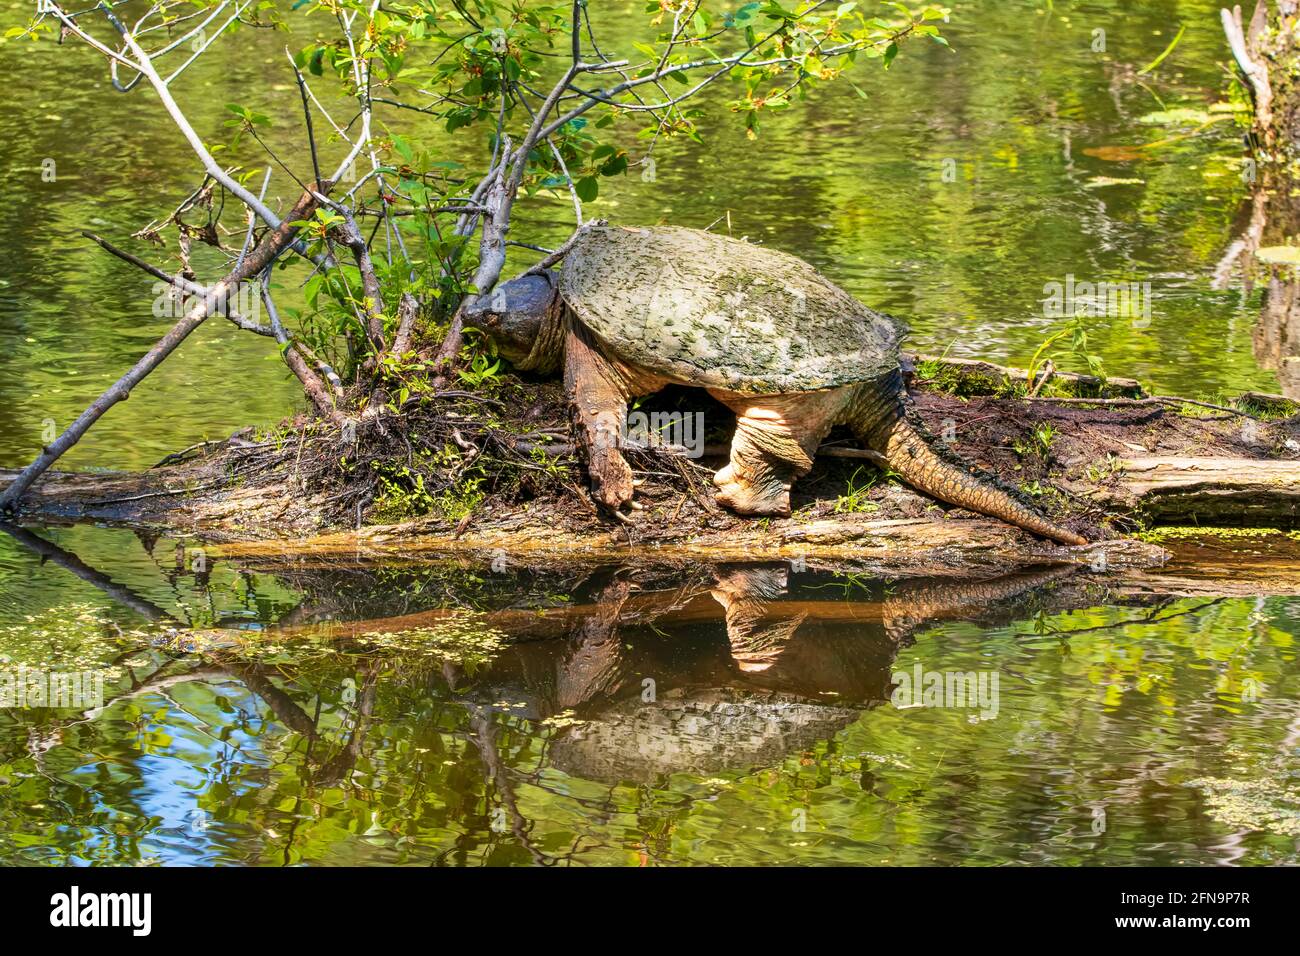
[713,464,792,516]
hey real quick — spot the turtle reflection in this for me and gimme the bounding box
[0,522,1078,798]
[456,563,1075,785]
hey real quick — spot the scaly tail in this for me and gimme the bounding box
[854,374,1087,546]
[878,414,1087,545]
[880,564,1081,641]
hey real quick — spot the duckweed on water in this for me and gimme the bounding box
[540,710,588,730]
[354,616,506,667]
[187,615,509,670]
[1188,753,1300,837]
[1135,526,1300,543]
[0,604,162,675]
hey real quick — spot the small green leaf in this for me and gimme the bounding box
[599,153,628,176]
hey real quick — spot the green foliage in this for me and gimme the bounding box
[370,453,486,523]
[6,0,947,397]
[456,340,505,389]
[1026,315,1105,385]
[917,363,1019,398]
[1084,452,1121,483]
[833,465,880,513]
[275,0,944,375]
[1013,421,1056,461]
[224,102,273,148]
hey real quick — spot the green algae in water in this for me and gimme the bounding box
[352,615,506,667]
[1135,526,1300,543]
[1254,246,1300,266]
[210,615,508,669]
[1137,107,1213,126]
[1188,753,1300,837]
[1187,779,1300,836]
[0,603,165,677]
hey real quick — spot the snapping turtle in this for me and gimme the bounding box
[464,224,1085,545]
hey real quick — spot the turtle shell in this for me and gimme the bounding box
[558,224,904,394]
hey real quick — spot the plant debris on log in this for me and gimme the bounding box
[5,357,1298,579]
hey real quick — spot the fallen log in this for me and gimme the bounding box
[903,352,1146,398]
[1089,457,1300,523]
[1237,390,1300,417]
[206,513,1167,581]
[4,353,1299,577]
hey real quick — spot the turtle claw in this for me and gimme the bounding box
[589,446,636,512]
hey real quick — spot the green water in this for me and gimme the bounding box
[0,0,1278,471]
[1,524,1299,866]
[2,0,1300,865]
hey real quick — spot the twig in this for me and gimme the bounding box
[1023,395,1256,418]
[523,223,596,276]
[260,277,349,428]
[1221,5,1272,130]
[292,58,324,186]
[1028,359,1055,397]
[0,188,323,510]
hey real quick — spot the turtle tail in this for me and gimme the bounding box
[854,373,1087,547]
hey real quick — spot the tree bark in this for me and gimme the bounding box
[1090,456,1300,522]
[1222,1,1300,159]
[1217,3,1300,396]
[904,353,1145,398]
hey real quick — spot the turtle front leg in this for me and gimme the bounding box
[564,326,666,511]
[709,389,846,516]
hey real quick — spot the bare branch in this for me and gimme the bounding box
[0,187,324,510]
[82,230,273,335]
[260,278,349,428]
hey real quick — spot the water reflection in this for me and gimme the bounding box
[3,524,1298,865]
[1213,174,1300,397]
[453,564,1075,784]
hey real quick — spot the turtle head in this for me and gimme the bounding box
[462,272,563,371]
